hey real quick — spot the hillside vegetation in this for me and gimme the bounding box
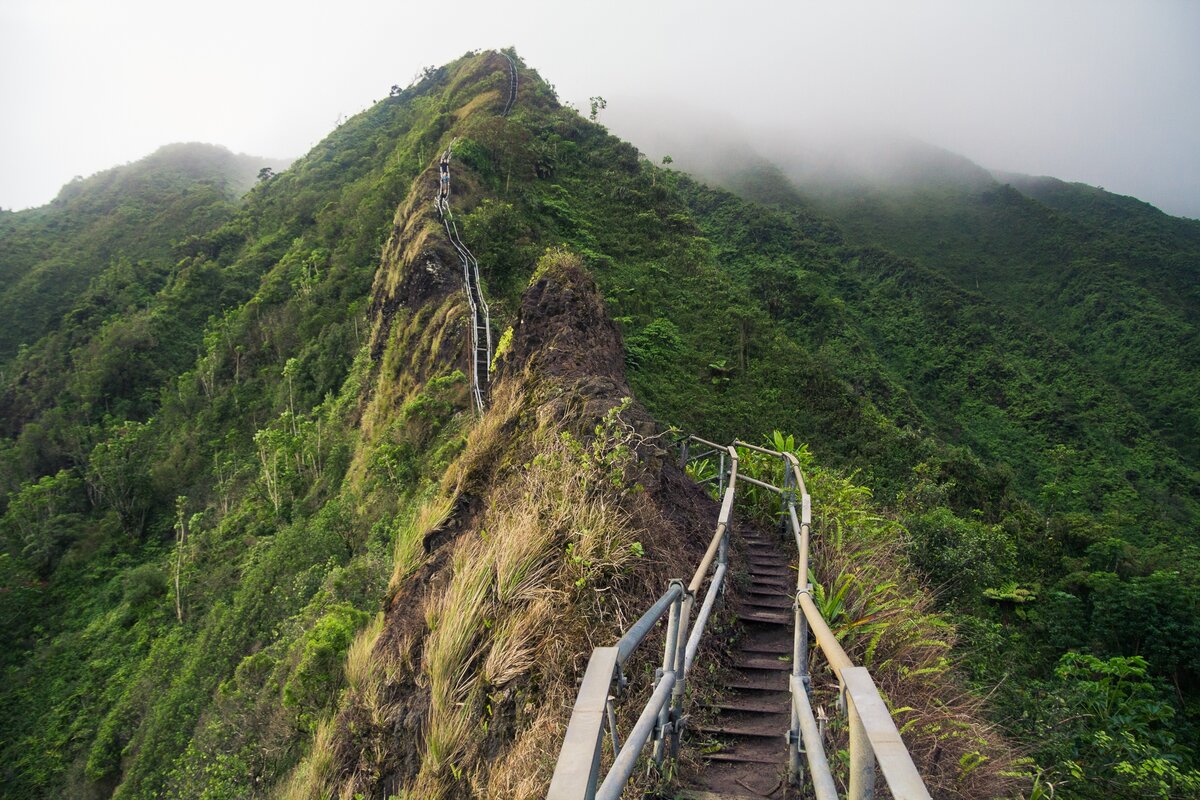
[1,50,1197,800]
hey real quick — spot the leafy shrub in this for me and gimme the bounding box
[282,603,369,721]
[123,564,169,606]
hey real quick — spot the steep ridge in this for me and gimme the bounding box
[1,47,1195,800]
[284,253,716,800]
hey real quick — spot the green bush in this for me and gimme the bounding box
[123,564,169,607]
[281,603,369,719]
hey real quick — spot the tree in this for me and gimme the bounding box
[257,167,275,182]
[588,96,607,121]
[661,154,673,165]
[87,420,154,536]
[0,470,85,575]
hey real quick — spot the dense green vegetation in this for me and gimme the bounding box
[714,154,1200,795]
[1,50,1196,799]
[0,144,290,373]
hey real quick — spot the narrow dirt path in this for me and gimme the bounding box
[679,525,794,799]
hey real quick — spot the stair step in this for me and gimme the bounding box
[749,576,791,589]
[747,568,791,579]
[735,656,793,671]
[744,561,792,573]
[746,548,786,557]
[744,597,791,612]
[676,791,769,800]
[737,610,790,625]
[746,587,789,598]
[725,673,788,692]
[703,750,784,766]
[740,641,792,655]
[692,723,786,739]
[708,698,789,714]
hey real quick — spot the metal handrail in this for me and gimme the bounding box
[547,442,739,800]
[791,675,840,800]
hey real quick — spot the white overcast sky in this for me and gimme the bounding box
[1,0,1198,217]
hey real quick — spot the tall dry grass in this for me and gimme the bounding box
[404,404,652,798]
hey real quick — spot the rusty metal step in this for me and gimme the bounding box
[746,569,791,581]
[737,610,790,625]
[747,558,789,570]
[708,697,789,714]
[676,791,769,800]
[734,609,792,628]
[739,641,792,655]
[725,673,788,692]
[746,585,789,595]
[748,576,791,589]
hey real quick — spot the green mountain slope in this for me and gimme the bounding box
[1,51,1196,800]
[778,153,1200,468]
[0,144,290,369]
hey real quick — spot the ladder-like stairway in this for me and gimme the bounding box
[680,528,795,799]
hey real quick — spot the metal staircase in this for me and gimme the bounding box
[436,144,492,413]
[546,437,932,800]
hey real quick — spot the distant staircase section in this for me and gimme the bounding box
[436,142,492,413]
[501,50,518,115]
[546,437,932,800]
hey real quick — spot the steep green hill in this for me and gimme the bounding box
[0,144,290,369]
[1,51,1197,800]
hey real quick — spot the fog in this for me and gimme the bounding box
[2,0,1197,217]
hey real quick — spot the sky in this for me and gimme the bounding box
[1,0,1198,217]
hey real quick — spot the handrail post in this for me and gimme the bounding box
[848,695,877,800]
[653,580,684,764]
[669,587,692,759]
[679,438,689,470]
[718,450,726,495]
[546,647,620,800]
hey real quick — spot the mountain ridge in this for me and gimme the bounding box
[0,49,1196,799]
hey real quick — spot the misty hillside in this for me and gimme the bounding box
[1,50,1198,800]
[0,143,291,367]
[759,147,1200,467]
